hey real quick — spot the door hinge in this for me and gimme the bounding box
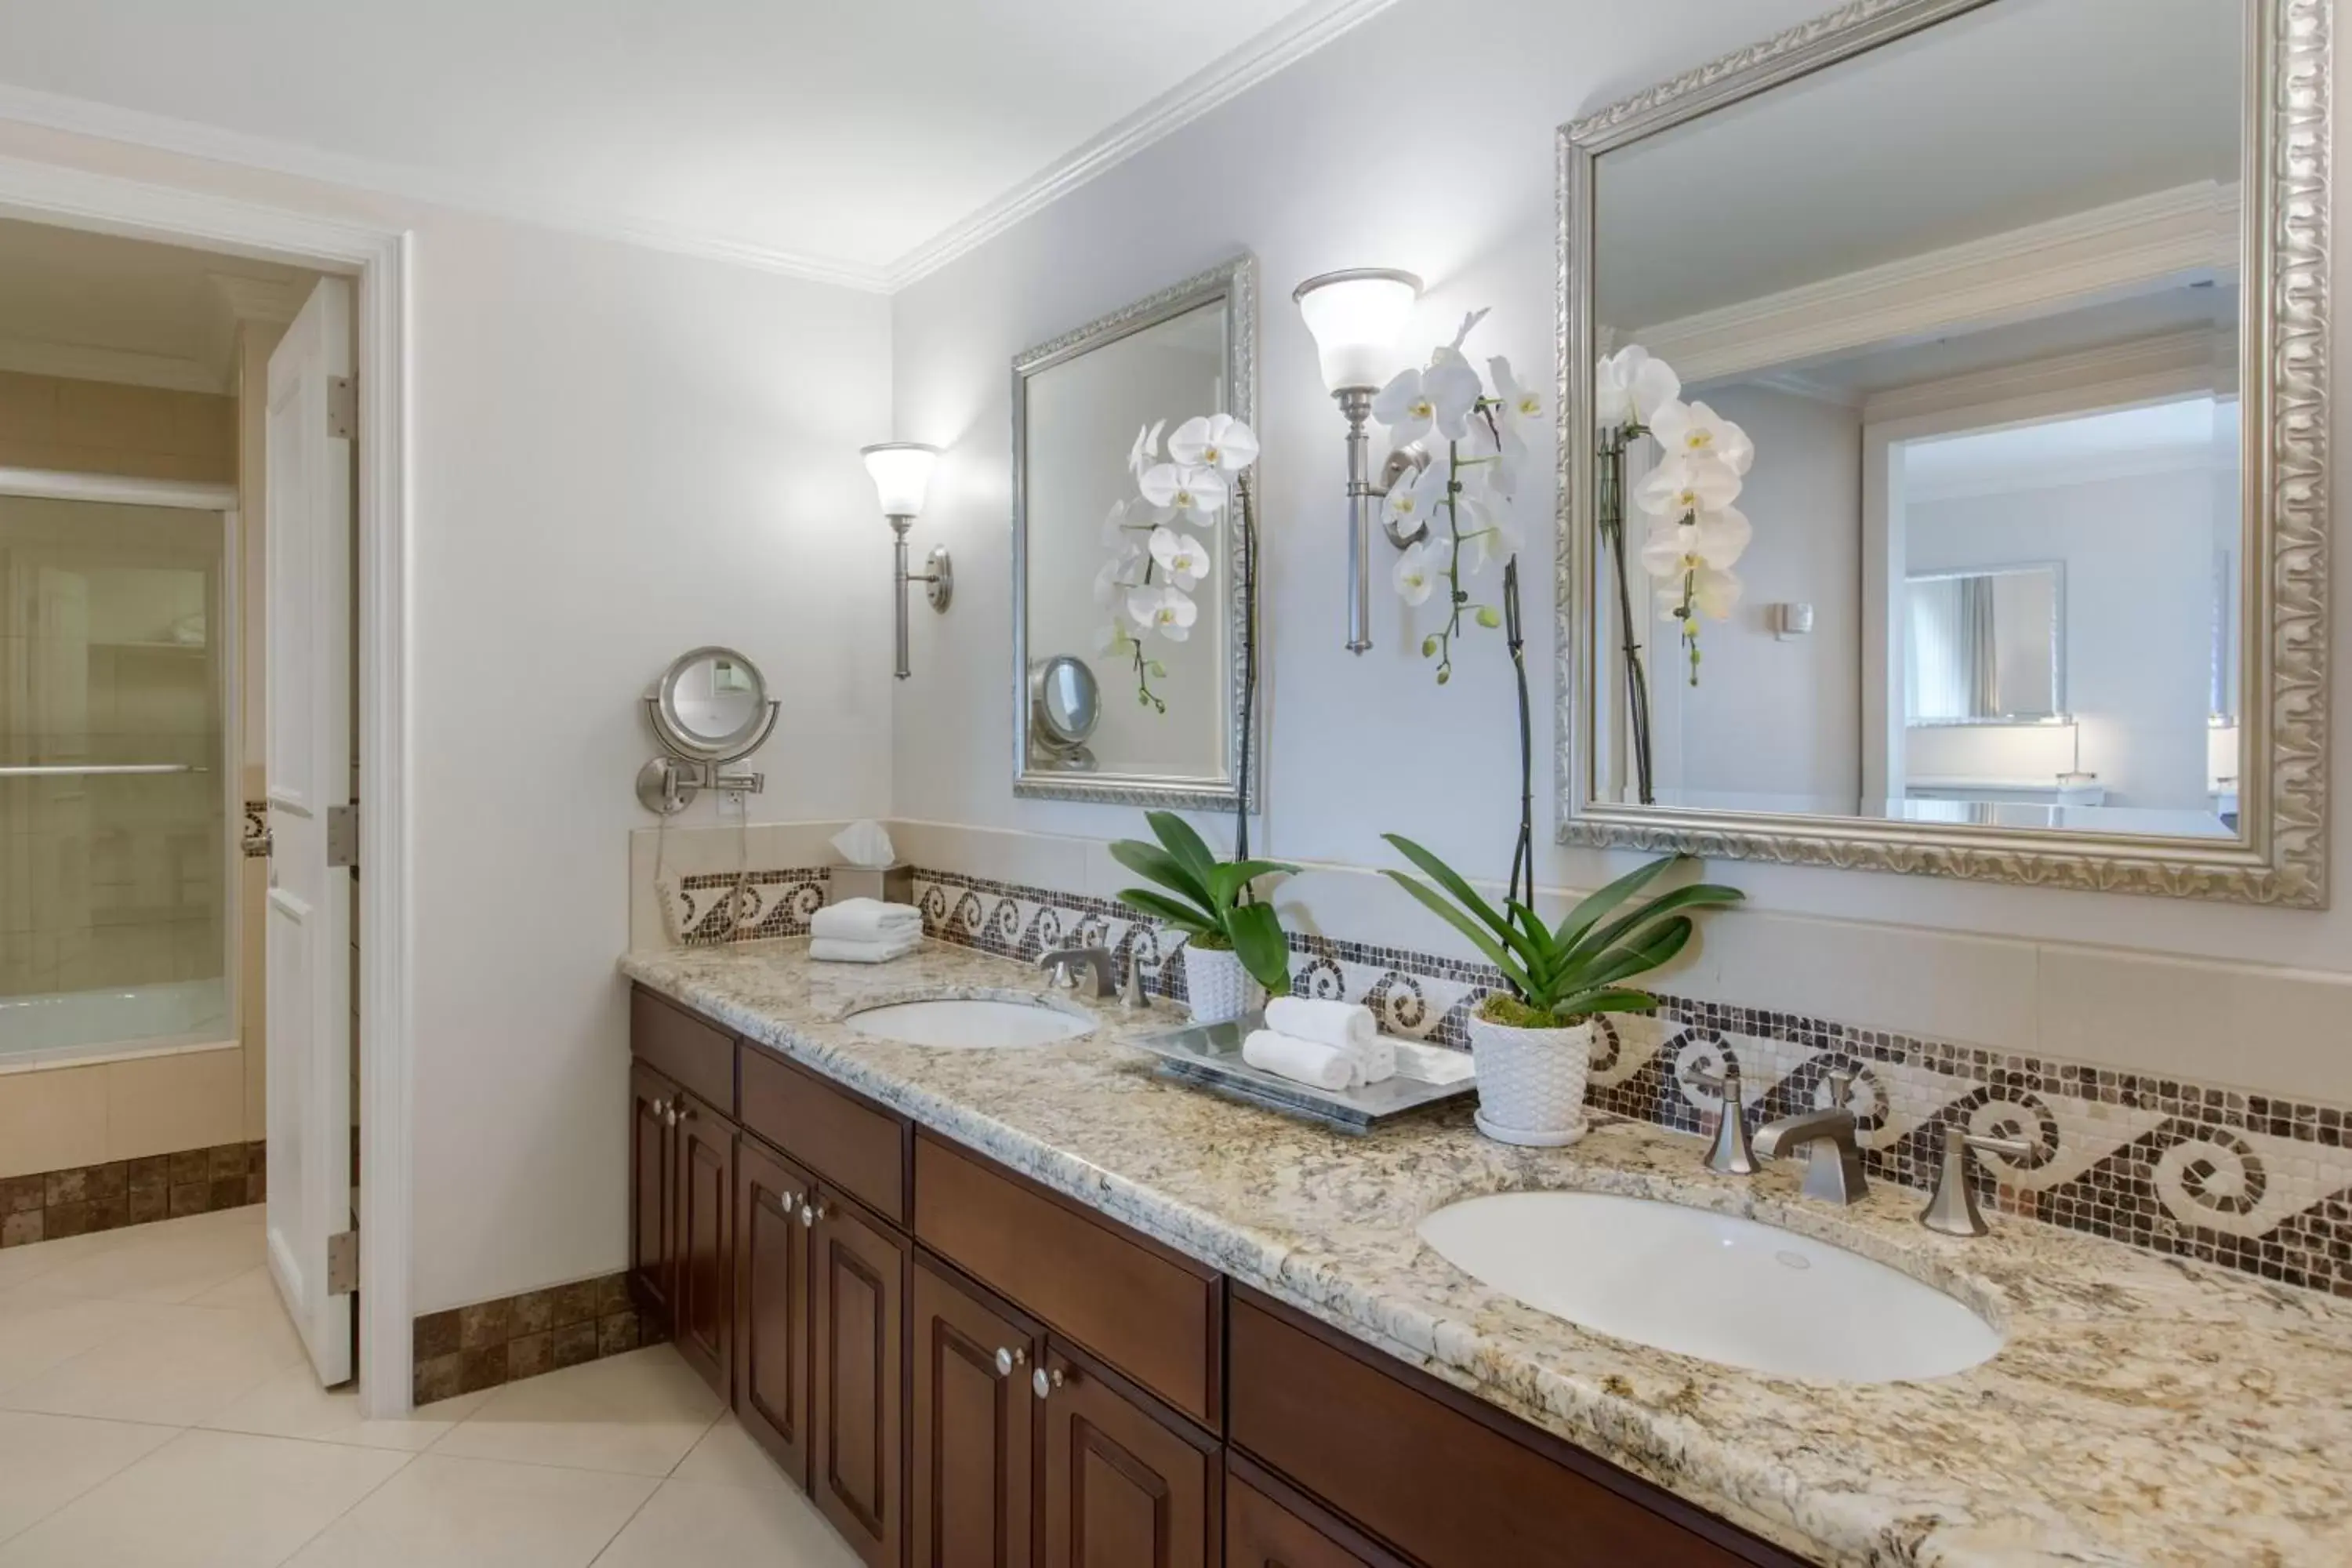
[326,804,358,869]
[327,1229,359,1296]
[327,376,358,441]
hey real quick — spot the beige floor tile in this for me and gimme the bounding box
[0,1411,178,1544]
[589,1477,862,1568]
[670,1413,790,1493]
[0,1223,140,1293]
[0,1290,179,1399]
[203,1366,492,1451]
[429,1346,721,1477]
[26,1210,263,1305]
[0,1299,307,1426]
[0,1428,407,1568]
[285,1454,655,1567]
[185,1264,282,1316]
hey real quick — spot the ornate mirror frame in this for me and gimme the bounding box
[1555,0,2332,906]
[1011,253,1260,811]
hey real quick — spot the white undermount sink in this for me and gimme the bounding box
[843,996,1089,1049]
[1417,1190,2002,1383]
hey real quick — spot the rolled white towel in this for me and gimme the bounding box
[811,898,922,943]
[1240,1030,1356,1093]
[1265,997,1395,1084]
[808,933,922,964]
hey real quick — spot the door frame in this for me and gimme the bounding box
[0,155,418,1416]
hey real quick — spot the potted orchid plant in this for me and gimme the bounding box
[1593,346,1759,804]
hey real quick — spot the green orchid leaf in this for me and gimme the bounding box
[1380,833,1530,964]
[1147,811,1221,891]
[1226,901,1294,994]
[1572,916,1693,992]
[1207,858,1300,909]
[1108,839,1214,913]
[1114,887,1216,938]
[1381,870,1537,1000]
[1551,854,1683,952]
[1552,987,1661,1022]
[1566,881,1744,964]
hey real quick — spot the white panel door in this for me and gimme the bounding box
[264,276,354,1385]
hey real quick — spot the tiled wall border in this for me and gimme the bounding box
[0,1139,266,1247]
[411,1272,660,1406]
[241,799,270,858]
[903,868,2352,1299]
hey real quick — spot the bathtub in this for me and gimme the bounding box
[0,977,233,1070]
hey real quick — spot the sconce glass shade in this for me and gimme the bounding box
[860,441,941,518]
[1292,268,1423,392]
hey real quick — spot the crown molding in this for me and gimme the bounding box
[1861,327,2227,426]
[0,334,223,394]
[0,83,895,292]
[208,270,303,325]
[884,0,1399,289]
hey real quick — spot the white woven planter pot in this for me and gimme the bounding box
[1181,943,1264,1025]
[1467,1009,1593,1147]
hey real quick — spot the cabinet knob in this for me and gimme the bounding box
[1031,1365,1066,1399]
[800,1200,828,1227]
[663,1107,679,1128]
[650,1098,668,1119]
[994,1345,1027,1377]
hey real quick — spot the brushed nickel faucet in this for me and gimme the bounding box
[1039,946,1116,999]
[1754,1069,1869,1205]
[1919,1124,2033,1236]
[1689,1060,1759,1176]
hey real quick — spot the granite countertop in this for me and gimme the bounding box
[619,938,2352,1568]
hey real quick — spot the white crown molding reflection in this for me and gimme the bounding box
[884,0,1401,289]
[1860,327,2228,426]
[208,270,303,325]
[0,333,222,393]
[0,0,1400,298]
[1632,181,2242,387]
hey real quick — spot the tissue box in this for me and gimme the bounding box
[828,863,913,906]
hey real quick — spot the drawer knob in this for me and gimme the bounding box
[1031,1365,1066,1399]
[994,1345,1027,1377]
[663,1107,680,1128]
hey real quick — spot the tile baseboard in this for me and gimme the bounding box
[0,1138,266,1247]
[411,1272,663,1406]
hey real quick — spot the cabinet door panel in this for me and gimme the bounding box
[628,1061,676,1327]
[913,1259,1038,1568]
[1041,1344,1214,1568]
[736,1134,816,1489]
[813,1192,907,1568]
[672,1094,734,1397]
[1226,1464,1407,1568]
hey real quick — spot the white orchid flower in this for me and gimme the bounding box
[1595,346,1681,430]
[1167,413,1258,474]
[1383,458,1443,535]
[1635,453,1742,520]
[1093,619,1134,656]
[1138,463,1228,524]
[1637,507,1751,579]
[1490,355,1543,426]
[1650,400,1755,476]
[1455,501,1524,575]
[1127,420,1165,479]
[1149,525,1210,590]
[1652,566,1740,622]
[1393,540,1439,606]
[1094,549,1148,608]
[1127,584,1198,642]
[1373,354,1482,446]
[1463,415,1520,499]
[1100,497,1153,546]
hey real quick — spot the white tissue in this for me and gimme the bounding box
[831,818,897,869]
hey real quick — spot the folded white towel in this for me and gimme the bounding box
[811,898,922,943]
[1265,997,1395,1084]
[808,933,921,964]
[1241,1029,1356,1092]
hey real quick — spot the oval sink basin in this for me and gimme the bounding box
[844,997,1089,1050]
[1418,1191,2001,1383]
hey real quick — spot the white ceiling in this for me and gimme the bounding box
[1904,395,2233,503]
[0,216,316,393]
[0,0,1386,290]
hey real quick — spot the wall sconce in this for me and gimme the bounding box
[1292,268,1425,653]
[859,441,949,680]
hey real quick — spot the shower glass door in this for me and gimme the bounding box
[0,492,232,1061]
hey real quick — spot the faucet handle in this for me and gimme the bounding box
[1920,1124,2033,1236]
[1119,949,1154,1011]
[1688,1062,1757,1177]
[1824,1068,1857,1112]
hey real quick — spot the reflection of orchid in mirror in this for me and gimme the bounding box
[1098,413,1257,713]
[1628,389,1756,685]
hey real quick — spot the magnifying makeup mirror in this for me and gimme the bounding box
[1028,655,1100,771]
[637,645,780,813]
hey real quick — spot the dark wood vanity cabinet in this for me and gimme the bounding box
[629,985,1805,1568]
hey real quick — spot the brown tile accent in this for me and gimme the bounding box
[0,1141,264,1254]
[411,1271,643,1405]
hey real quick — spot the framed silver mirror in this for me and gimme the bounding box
[1013,254,1259,809]
[637,645,779,814]
[1558,0,2329,905]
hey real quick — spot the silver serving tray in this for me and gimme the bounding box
[1131,1013,1475,1134]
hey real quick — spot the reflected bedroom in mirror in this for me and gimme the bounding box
[1559,0,2312,899]
[1013,256,1259,809]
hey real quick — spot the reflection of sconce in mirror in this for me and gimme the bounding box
[860,441,949,680]
[1770,603,1813,641]
[1291,268,1427,653]
[637,645,779,815]
[1027,655,1100,772]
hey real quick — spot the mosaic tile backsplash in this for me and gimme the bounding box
[665,863,2352,1299]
